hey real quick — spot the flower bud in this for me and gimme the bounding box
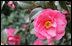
[23,25,28,29]
[8,1,13,7]
[12,4,15,8]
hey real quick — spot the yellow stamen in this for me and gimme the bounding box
[44,21,51,28]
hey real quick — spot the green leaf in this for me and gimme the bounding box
[14,27,21,35]
[31,10,43,20]
[44,40,47,45]
[1,29,8,44]
[17,1,33,9]
[27,34,37,45]
[35,1,57,9]
[7,12,16,23]
[29,8,43,21]
[30,8,43,18]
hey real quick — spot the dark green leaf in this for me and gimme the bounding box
[30,8,43,18]
[59,1,68,11]
[17,1,33,9]
[31,10,43,20]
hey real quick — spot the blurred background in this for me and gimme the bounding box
[1,1,71,45]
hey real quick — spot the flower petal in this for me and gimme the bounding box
[54,31,65,40]
[40,30,51,39]
[47,28,56,37]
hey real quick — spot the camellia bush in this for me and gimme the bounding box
[1,1,71,45]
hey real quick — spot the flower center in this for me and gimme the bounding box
[44,21,51,28]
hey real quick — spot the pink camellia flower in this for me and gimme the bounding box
[33,39,44,45]
[12,4,15,8]
[5,28,21,45]
[5,28,15,36]
[23,25,28,29]
[8,1,13,7]
[33,9,67,44]
[7,35,21,45]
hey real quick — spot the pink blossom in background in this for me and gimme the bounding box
[7,35,21,45]
[33,39,44,45]
[8,1,13,7]
[23,25,28,29]
[5,28,21,45]
[33,9,67,44]
[5,28,15,36]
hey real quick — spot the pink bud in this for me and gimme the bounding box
[62,10,70,18]
[62,10,68,15]
[23,25,28,29]
[12,4,15,8]
[8,1,13,7]
[29,9,33,11]
[9,1,13,4]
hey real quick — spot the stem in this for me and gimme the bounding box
[25,38,28,45]
[25,31,28,45]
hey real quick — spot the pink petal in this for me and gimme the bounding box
[47,28,56,37]
[35,31,46,39]
[40,30,51,39]
[56,17,67,33]
[12,4,15,8]
[54,31,65,40]
[51,21,57,28]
